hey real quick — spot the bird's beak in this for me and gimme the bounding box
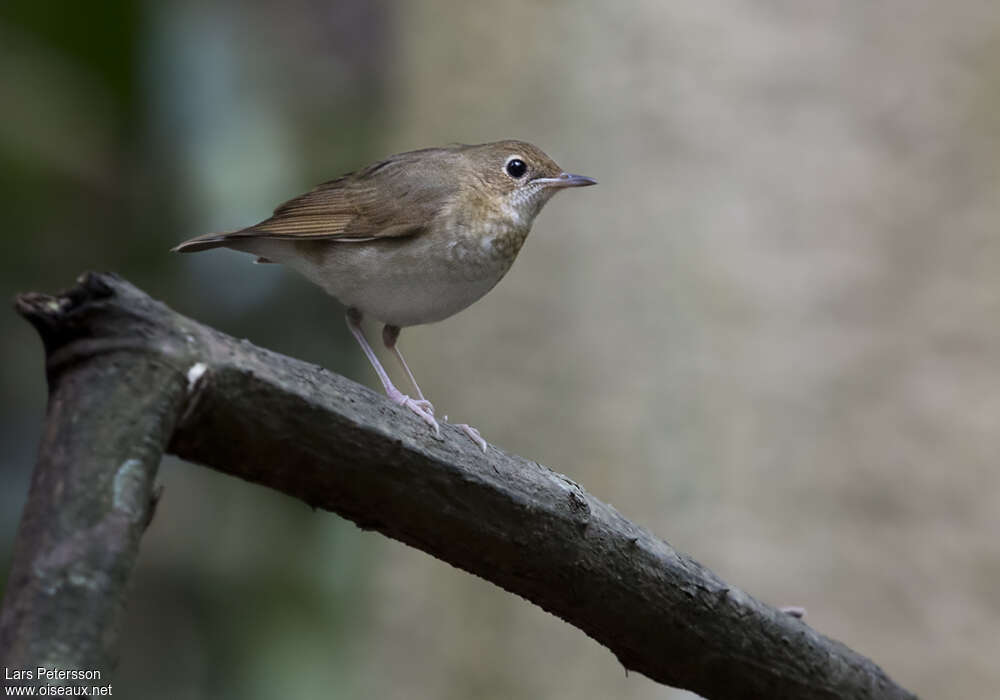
[533,172,598,188]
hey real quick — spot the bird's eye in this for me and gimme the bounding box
[505,158,527,179]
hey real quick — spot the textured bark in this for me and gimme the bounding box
[2,276,187,683]
[2,273,917,699]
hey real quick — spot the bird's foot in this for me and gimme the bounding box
[387,388,440,437]
[456,423,488,453]
[405,396,435,415]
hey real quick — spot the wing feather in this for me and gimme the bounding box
[172,149,461,252]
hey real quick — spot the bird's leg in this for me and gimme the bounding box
[383,324,488,453]
[345,310,439,436]
[382,325,431,407]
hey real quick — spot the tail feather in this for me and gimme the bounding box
[171,231,237,253]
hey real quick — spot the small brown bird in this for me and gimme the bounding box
[173,140,595,450]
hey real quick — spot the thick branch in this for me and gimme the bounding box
[2,277,186,678]
[2,273,916,700]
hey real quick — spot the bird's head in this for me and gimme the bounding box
[462,140,596,225]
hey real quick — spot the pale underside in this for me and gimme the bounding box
[230,218,532,327]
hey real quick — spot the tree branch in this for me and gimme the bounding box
[2,273,916,699]
[2,276,186,678]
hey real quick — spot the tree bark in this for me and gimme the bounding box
[2,275,186,683]
[1,273,917,700]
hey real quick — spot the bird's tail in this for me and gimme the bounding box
[170,231,239,253]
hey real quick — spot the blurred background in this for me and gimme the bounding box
[2,1,998,698]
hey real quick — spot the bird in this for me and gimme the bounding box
[172,140,596,450]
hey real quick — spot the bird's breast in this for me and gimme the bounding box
[443,215,532,279]
[287,217,532,327]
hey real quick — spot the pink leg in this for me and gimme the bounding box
[382,325,430,404]
[383,325,488,453]
[346,311,439,436]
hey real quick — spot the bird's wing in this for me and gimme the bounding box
[259,149,463,241]
[248,161,433,241]
[172,152,459,253]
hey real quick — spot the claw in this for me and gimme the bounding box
[456,423,488,453]
[387,387,440,436]
[409,398,435,415]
